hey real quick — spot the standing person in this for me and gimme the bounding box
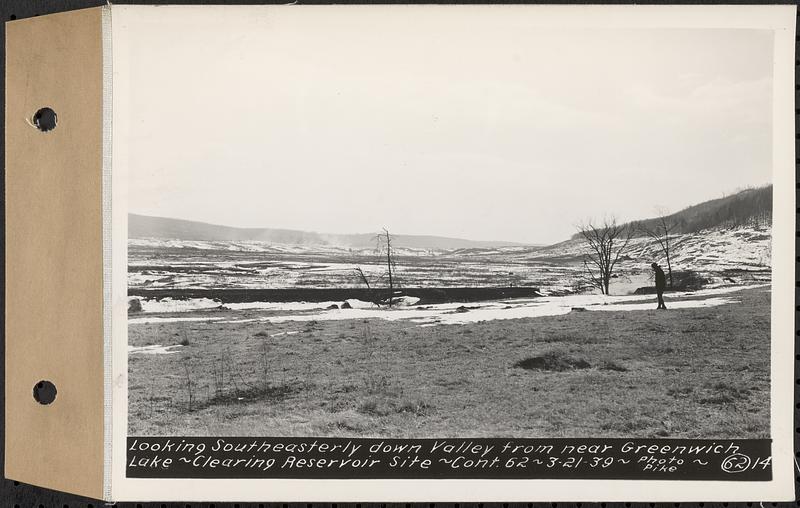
[651,262,667,310]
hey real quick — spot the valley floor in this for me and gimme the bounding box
[128,285,770,438]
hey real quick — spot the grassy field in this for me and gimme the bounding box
[128,287,770,438]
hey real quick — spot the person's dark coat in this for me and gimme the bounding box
[654,265,667,291]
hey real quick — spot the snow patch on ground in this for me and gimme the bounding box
[344,299,378,309]
[135,284,757,328]
[129,344,183,355]
[131,297,377,313]
[586,297,737,312]
[132,297,221,313]
[129,316,224,325]
[392,296,420,306]
[128,284,765,327]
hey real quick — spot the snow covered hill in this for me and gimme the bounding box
[529,225,770,271]
[128,225,770,294]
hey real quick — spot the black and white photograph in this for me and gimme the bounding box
[3,2,796,503]
[101,7,798,500]
[124,12,778,441]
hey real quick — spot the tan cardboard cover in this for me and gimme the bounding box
[5,7,105,499]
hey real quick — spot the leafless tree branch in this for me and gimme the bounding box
[576,217,633,295]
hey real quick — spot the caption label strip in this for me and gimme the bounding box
[127,437,771,480]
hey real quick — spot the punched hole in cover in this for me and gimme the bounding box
[32,107,57,132]
[33,380,57,405]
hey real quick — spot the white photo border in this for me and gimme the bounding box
[108,4,797,502]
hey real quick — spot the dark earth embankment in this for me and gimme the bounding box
[128,286,541,305]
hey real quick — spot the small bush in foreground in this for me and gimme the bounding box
[514,352,591,371]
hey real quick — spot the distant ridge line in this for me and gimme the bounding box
[128,213,529,250]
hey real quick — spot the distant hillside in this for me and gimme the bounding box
[635,185,771,234]
[571,185,772,239]
[128,214,526,250]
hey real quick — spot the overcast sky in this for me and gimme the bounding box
[121,8,774,244]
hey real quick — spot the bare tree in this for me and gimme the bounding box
[353,267,372,290]
[353,229,399,307]
[352,266,382,308]
[577,217,634,295]
[376,228,398,307]
[639,209,682,288]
